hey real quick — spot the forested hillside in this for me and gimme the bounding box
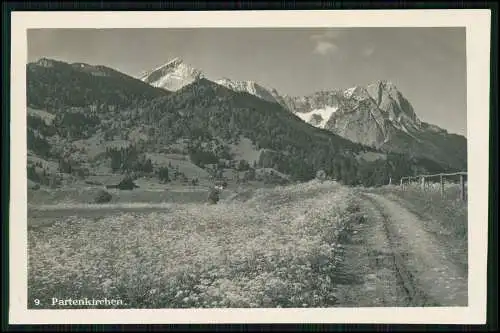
[26,58,455,188]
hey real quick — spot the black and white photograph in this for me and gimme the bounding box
[9,10,490,325]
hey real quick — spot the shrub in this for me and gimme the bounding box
[158,167,170,183]
[85,180,103,186]
[189,149,219,167]
[94,190,112,203]
[245,168,256,181]
[117,176,139,190]
[316,170,327,182]
[49,174,62,189]
[207,188,220,204]
[237,160,250,171]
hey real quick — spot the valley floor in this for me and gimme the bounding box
[27,181,468,308]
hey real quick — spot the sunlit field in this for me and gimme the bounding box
[28,180,363,309]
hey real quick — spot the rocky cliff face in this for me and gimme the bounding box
[323,81,421,148]
[276,80,466,170]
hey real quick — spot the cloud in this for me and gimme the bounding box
[362,45,375,57]
[313,41,339,55]
[310,30,341,56]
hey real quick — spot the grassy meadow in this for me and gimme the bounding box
[28,180,363,308]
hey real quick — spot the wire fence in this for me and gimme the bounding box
[400,171,467,201]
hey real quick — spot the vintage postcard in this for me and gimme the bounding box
[9,9,490,324]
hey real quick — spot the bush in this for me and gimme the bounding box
[189,149,219,167]
[237,160,250,171]
[207,188,220,204]
[94,190,112,203]
[117,176,139,190]
[85,180,103,186]
[245,168,256,181]
[158,167,170,183]
[49,174,62,189]
[316,170,327,183]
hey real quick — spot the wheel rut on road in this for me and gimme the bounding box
[332,198,410,307]
[333,192,468,307]
[363,193,468,306]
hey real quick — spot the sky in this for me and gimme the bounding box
[27,28,467,136]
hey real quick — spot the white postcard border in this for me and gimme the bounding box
[9,9,491,325]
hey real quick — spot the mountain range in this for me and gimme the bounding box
[25,57,467,188]
[138,57,466,170]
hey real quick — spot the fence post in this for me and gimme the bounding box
[440,175,444,197]
[420,176,426,191]
[460,174,465,201]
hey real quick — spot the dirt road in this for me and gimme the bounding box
[334,192,468,307]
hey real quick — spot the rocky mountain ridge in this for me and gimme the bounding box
[137,57,466,170]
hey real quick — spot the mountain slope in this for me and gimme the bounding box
[26,59,454,187]
[139,57,283,105]
[27,58,169,110]
[138,58,204,91]
[26,57,172,169]
[141,78,361,149]
[275,81,466,170]
[136,59,465,171]
[133,78,448,183]
[214,78,280,104]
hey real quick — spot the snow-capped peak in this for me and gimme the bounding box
[215,78,279,104]
[295,106,338,129]
[216,77,234,86]
[378,79,397,89]
[343,86,357,98]
[343,85,371,100]
[165,57,182,66]
[139,57,183,77]
[139,57,204,91]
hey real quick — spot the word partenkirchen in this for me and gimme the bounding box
[51,297,125,306]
